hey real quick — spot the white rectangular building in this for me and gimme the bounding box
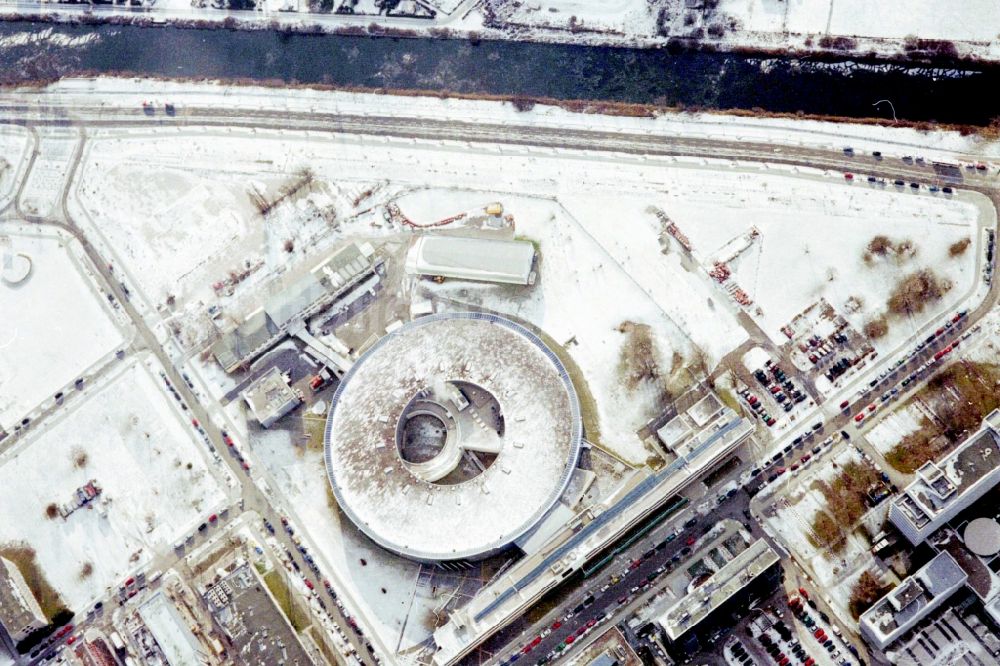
[405,236,536,286]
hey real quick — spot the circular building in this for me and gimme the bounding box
[964,518,1000,557]
[324,312,582,562]
[1,252,32,286]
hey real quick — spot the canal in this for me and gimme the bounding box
[1,20,996,124]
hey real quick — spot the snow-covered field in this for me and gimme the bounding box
[63,109,986,456]
[670,171,981,350]
[481,0,1000,60]
[0,225,128,432]
[864,403,924,456]
[0,125,29,209]
[2,0,1000,64]
[0,355,228,610]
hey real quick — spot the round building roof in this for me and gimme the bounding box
[1,253,32,285]
[964,517,1000,557]
[324,312,582,561]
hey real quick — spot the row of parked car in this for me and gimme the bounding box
[852,311,970,425]
[846,172,955,195]
[265,515,379,663]
[728,639,757,666]
[743,362,807,423]
[788,591,859,666]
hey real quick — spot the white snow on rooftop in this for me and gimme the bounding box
[325,314,581,561]
[0,226,127,432]
[0,356,227,610]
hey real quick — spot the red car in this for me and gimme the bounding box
[775,467,786,475]
[799,587,811,599]
[586,619,597,628]
[565,635,575,645]
[813,628,824,639]
[304,579,315,590]
[839,400,850,409]
[844,173,854,180]
[800,455,811,464]
[685,536,696,545]
[66,635,77,646]
[208,513,218,523]
[551,620,562,630]
[854,413,865,423]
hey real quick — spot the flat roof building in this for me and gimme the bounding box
[656,393,752,457]
[889,410,1000,545]
[405,236,536,285]
[212,242,376,372]
[138,592,208,666]
[658,539,781,652]
[0,556,47,644]
[860,552,968,650]
[204,563,313,666]
[242,367,302,428]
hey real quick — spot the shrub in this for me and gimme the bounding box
[864,316,889,339]
[949,237,971,257]
[850,571,892,618]
[511,97,536,112]
[867,235,893,256]
[618,321,662,391]
[887,269,951,315]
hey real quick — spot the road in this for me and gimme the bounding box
[0,94,997,666]
[478,480,771,666]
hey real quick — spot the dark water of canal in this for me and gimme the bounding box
[1,20,996,125]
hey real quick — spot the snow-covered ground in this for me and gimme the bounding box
[765,446,882,620]
[60,93,985,456]
[0,224,129,432]
[249,425,433,659]
[0,125,30,209]
[0,355,229,610]
[864,404,924,456]
[5,0,998,63]
[29,78,1000,163]
[670,171,981,349]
